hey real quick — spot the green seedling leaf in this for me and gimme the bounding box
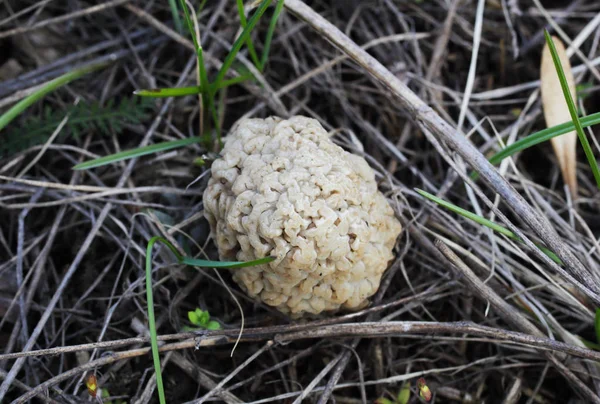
[72,136,201,170]
[374,399,394,404]
[206,320,221,330]
[415,188,562,264]
[0,62,106,132]
[397,382,411,404]
[145,236,273,404]
[544,30,600,188]
[188,310,199,325]
[197,309,210,326]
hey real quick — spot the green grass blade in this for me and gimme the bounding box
[179,0,199,51]
[415,188,562,264]
[486,112,600,167]
[145,236,176,404]
[178,0,209,98]
[544,30,600,188]
[168,0,183,33]
[212,0,272,91]
[134,86,203,98]
[260,0,284,70]
[72,137,201,170]
[134,75,255,99]
[236,0,262,70]
[416,189,514,238]
[181,256,275,268]
[0,62,106,132]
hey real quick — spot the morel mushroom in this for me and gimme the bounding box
[203,116,402,316]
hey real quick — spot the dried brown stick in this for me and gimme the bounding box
[424,0,462,103]
[12,320,600,402]
[0,287,446,362]
[0,368,61,404]
[0,0,132,40]
[282,0,600,302]
[435,239,600,404]
[171,351,244,404]
[195,341,274,403]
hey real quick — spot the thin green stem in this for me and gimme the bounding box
[544,30,600,188]
[260,0,284,70]
[167,0,183,33]
[236,0,261,70]
[145,236,178,404]
[415,188,562,264]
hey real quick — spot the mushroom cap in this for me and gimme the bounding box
[203,116,402,316]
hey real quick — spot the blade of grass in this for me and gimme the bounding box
[470,112,600,180]
[0,62,106,132]
[415,188,562,264]
[260,0,284,70]
[488,112,600,166]
[544,30,600,188]
[181,256,275,268]
[145,236,174,404]
[167,0,183,34]
[236,0,262,70]
[133,76,254,98]
[145,236,274,404]
[134,86,203,98]
[72,136,201,170]
[211,0,272,92]
[133,74,254,98]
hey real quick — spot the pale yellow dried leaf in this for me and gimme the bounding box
[541,35,578,197]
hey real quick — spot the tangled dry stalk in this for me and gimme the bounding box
[2,0,600,402]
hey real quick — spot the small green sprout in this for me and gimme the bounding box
[186,308,221,330]
[375,382,411,404]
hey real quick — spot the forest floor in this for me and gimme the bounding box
[2,0,600,403]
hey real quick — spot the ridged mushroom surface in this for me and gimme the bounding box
[204,116,402,316]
